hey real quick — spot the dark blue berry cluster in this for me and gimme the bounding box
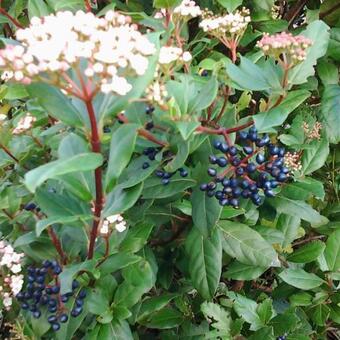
[142,147,189,185]
[276,335,287,340]
[200,127,289,207]
[16,260,86,332]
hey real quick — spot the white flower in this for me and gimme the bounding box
[10,264,22,274]
[182,51,192,62]
[3,293,12,308]
[0,114,6,121]
[12,113,36,134]
[115,221,127,232]
[173,0,202,18]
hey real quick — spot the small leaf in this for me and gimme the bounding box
[278,268,324,290]
[287,241,325,263]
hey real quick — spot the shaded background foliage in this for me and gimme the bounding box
[0,0,339,339]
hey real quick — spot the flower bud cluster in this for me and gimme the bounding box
[159,46,192,65]
[284,151,302,172]
[302,121,322,140]
[12,113,36,134]
[100,214,127,235]
[173,0,202,19]
[0,241,24,309]
[257,32,312,65]
[0,10,155,96]
[199,8,250,38]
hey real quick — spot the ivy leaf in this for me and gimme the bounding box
[278,268,324,290]
[218,220,280,267]
[185,228,222,300]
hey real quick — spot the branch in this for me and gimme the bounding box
[0,143,28,169]
[47,227,67,265]
[284,0,308,27]
[84,0,92,12]
[320,3,340,19]
[0,8,24,29]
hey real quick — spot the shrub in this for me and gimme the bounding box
[0,0,339,339]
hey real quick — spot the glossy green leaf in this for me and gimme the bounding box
[119,223,154,253]
[317,59,339,85]
[105,124,139,191]
[218,220,280,267]
[301,139,329,175]
[280,178,325,200]
[141,308,183,329]
[287,241,325,263]
[278,268,324,290]
[201,302,231,332]
[324,229,340,271]
[185,228,222,300]
[24,153,103,193]
[224,261,267,280]
[217,0,242,12]
[27,0,50,18]
[153,0,180,8]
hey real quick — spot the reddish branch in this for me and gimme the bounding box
[0,143,28,169]
[84,0,92,12]
[47,227,67,265]
[0,8,24,29]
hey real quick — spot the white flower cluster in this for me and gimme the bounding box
[199,8,250,37]
[100,214,127,235]
[146,80,168,106]
[0,10,156,96]
[173,0,202,19]
[0,241,24,309]
[284,151,302,172]
[159,46,192,65]
[12,113,36,135]
[303,121,322,141]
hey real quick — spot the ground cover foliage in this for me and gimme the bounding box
[0,0,339,339]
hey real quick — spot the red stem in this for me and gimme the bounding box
[84,0,92,12]
[86,99,103,260]
[0,143,28,169]
[0,8,24,29]
[48,227,67,265]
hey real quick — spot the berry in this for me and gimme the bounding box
[213,140,221,150]
[256,153,265,164]
[278,148,285,157]
[235,167,244,175]
[145,106,155,114]
[48,315,58,323]
[42,260,51,268]
[263,181,271,190]
[222,178,230,187]
[48,306,57,313]
[215,191,223,199]
[232,187,242,197]
[103,126,111,133]
[209,155,217,164]
[161,178,170,185]
[223,187,232,194]
[249,126,257,133]
[148,153,156,161]
[75,298,84,307]
[200,183,208,191]
[60,314,68,323]
[277,173,287,182]
[155,170,164,178]
[61,295,69,303]
[71,306,83,317]
[281,166,289,174]
[24,203,36,211]
[271,167,281,178]
[21,303,29,310]
[142,162,149,169]
[265,162,273,171]
[219,143,228,153]
[243,146,253,155]
[228,146,237,156]
[208,182,216,190]
[179,168,188,177]
[229,179,238,188]
[40,295,49,305]
[241,189,250,198]
[217,157,228,167]
[230,198,239,207]
[36,275,45,284]
[207,190,215,197]
[163,172,172,179]
[145,121,154,130]
[207,168,217,177]
[241,180,249,189]
[238,131,248,140]
[48,299,57,307]
[78,290,86,299]
[269,145,279,155]
[200,69,209,77]
[53,266,62,275]
[249,184,258,192]
[264,190,275,197]
[219,198,229,206]
[16,292,25,301]
[28,275,35,283]
[270,180,278,188]
[33,310,41,319]
[248,132,257,141]
[231,157,241,166]
[52,323,61,331]
[51,285,60,294]
[246,163,256,173]
[29,304,38,312]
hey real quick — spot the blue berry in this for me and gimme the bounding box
[36,276,45,284]
[40,295,49,305]
[217,157,227,167]
[16,292,25,301]
[45,287,53,295]
[200,69,209,77]
[241,180,249,189]
[264,190,275,197]
[21,303,29,310]
[24,292,32,299]
[78,289,86,299]
[277,173,287,182]
[228,146,237,156]
[48,299,57,307]
[36,283,45,291]
[142,162,150,169]
[271,168,281,177]
[145,121,154,130]
[24,203,36,211]
[155,170,164,178]
[28,275,35,283]
[75,298,84,307]
[243,146,253,155]
[48,306,57,313]
[246,163,256,173]
[179,169,188,177]
[52,323,61,331]
[145,106,155,114]
[259,172,269,182]
[273,158,284,167]
[71,306,83,317]
[61,295,69,303]
[51,286,60,294]
[222,178,230,187]
[215,191,223,199]
[207,168,217,177]
[213,140,221,150]
[33,310,41,319]
[241,190,250,198]
[27,283,34,291]
[270,180,278,188]
[48,315,58,323]
[263,181,271,190]
[235,167,244,175]
[265,163,273,171]
[249,126,257,133]
[281,166,289,174]
[53,266,62,275]
[232,187,242,198]
[42,260,51,268]
[148,153,156,161]
[231,157,241,166]
[29,304,38,312]
[208,182,216,190]
[163,172,172,179]
[238,131,248,140]
[229,179,238,188]
[219,198,229,206]
[278,148,285,157]
[219,143,229,153]
[200,183,208,191]
[28,266,35,275]
[223,187,232,194]
[230,198,239,207]
[161,178,170,185]
[248,132,257,141]
[207,190,215,197]
[209,155,217,164]
[60,314,68,323]
[269,145,279,155]
[103,126,111,133]
[33,290,42,299]
[249,184,258,192]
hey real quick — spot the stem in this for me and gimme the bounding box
[0,8,24,29]
[84,0,92,12]
[320,3,340,19]
[86,99,104,260]
[0,143,28,169]
[214,87,229,123]
[47,227,67,265]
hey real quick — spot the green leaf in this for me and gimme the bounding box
[24,153,103,193]
[280,178,325,200]
[191,186,222,237]
[276,214,301,247]
[119,223,154,253]
[176,121,201,140]
[269,311,299,336]
[105,124,139,191]
[317,59,339,85]
[141,177,195,199]
[227,292,264,331]
[141,308,183,329]
[226,56,271,91]
[217,0,242,12]
[185,228,222,300]
[201,302,231,332]
[254,90,310,132]
[269,195,328,227]
[153,0,180,8]
[311,304,331,326]
[36,215,92,236]
[320,84,340,144]
[288,20,330,85]
[287,241,325,263]
[224,261,267,280]
[89,320,133,340]
[99,253,141,276]
[27,0,50,18]
[324,229,340,271]
[26,83,84,127]
[257,299,276,325]
[289,292,313,307]
[278,268,324,290]
[218,220,280,267]
[103,183,143,217]
[301,139,329,175]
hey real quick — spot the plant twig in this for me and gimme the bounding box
[284,0,308,27]
[47,227,67,265]
[292,235,326,247]
[320,3,340,19]
[0,8,24,29]
[84,0,92,12]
